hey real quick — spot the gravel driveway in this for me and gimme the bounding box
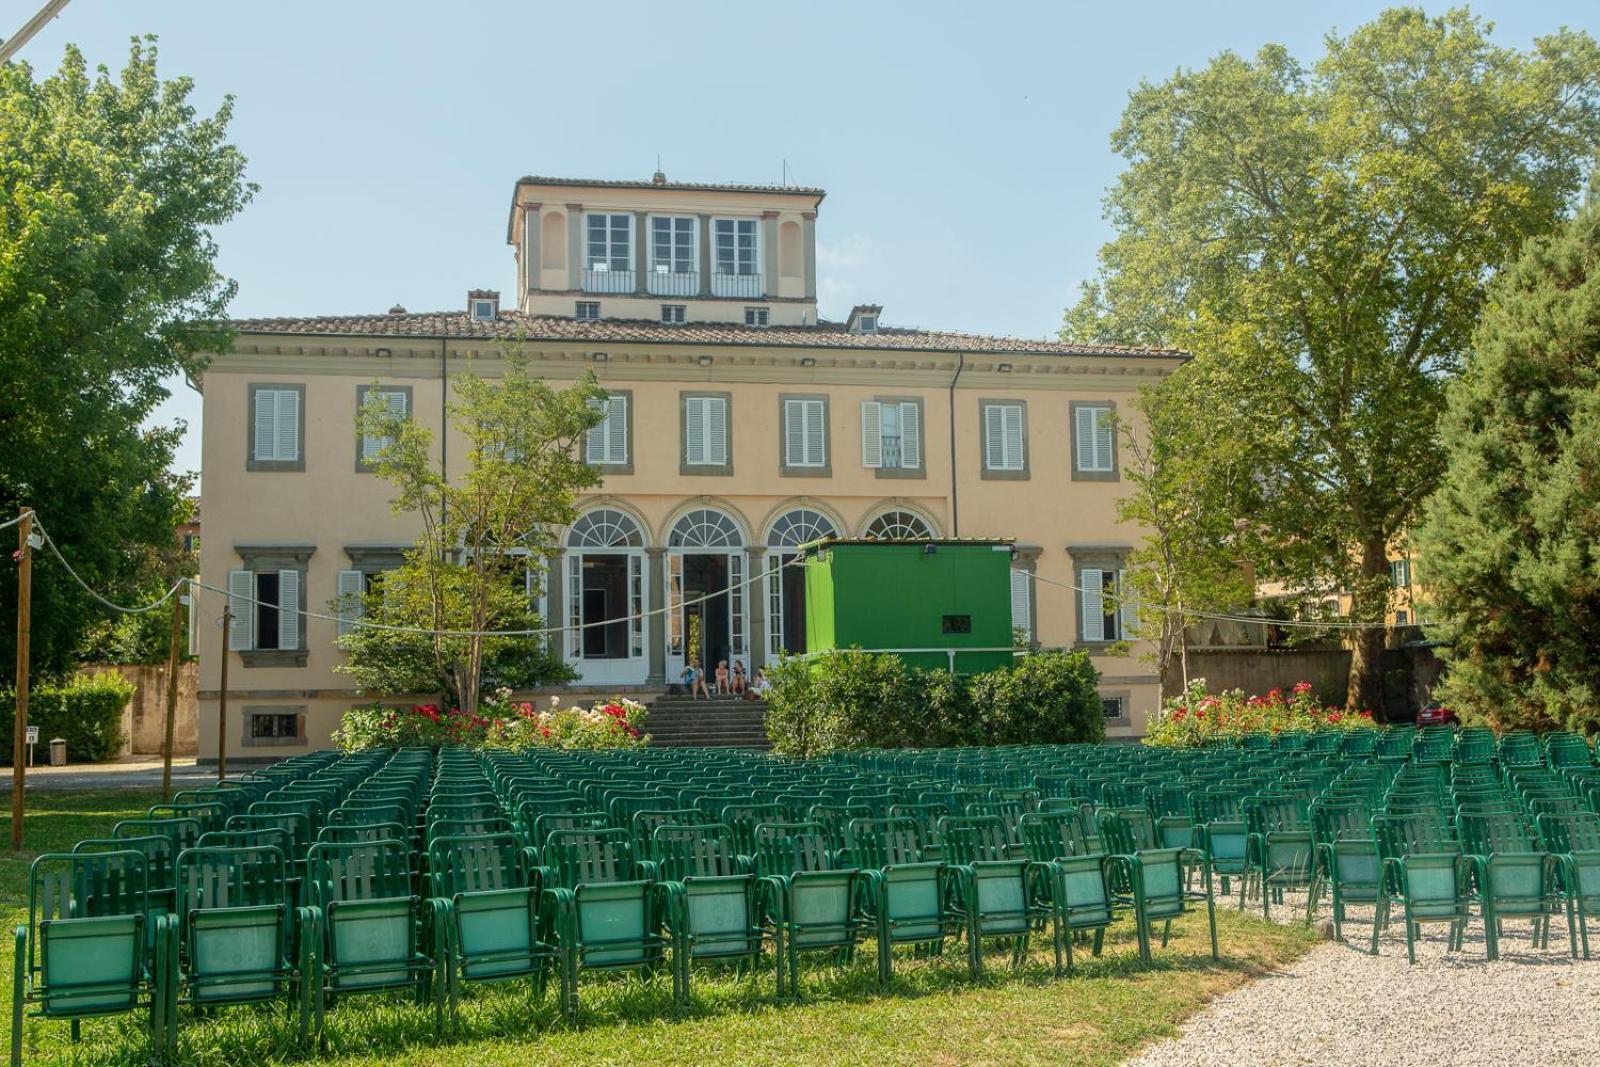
[1128,896,1600,1066]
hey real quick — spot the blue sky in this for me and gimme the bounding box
[15,0,1597,479]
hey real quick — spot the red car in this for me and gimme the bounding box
[1416,703,1458,726]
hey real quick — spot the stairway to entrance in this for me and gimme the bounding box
[645,694,770,749]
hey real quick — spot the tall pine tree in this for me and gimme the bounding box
[1417,185,1600,732]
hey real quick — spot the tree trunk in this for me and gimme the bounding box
[1346,535,1389,720]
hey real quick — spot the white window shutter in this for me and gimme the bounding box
[254,390,276,461]
[984,406,1003,469]
[1080,568,1104,642]
[805,400,824,465]
[860,401,883,468]
[784,400,804,466]
[685,397,706,465]
[706,397,727,465]
[277,568,299,651]
[1011,569,1032,638]
[227,570,254,651]
[1095,408,1115,471]
[585,397,607,463]
[1118,567,1137,639]
[1075,407,1096,471]
[1004,405,1024,469]
[275,390,299,462]
[336,569,364,637]
[606,395,627,464]
[899,402,921,468]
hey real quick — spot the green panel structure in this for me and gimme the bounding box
[801,539,1015,674]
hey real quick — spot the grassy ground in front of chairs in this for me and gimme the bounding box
[3,789,1318,1067]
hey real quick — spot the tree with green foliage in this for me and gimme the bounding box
[1064,8,1600,717]
[1416,185,1600,733]
[1114,389,1256,690]
[0,38,252,678]
[336,353,606,716]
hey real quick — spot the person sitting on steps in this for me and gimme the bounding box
[713,660,730,695]
[680,663,710,700]
[731,660,747,696]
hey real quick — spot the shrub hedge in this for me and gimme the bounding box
[764,648,1104,757]
[1,672,132,763]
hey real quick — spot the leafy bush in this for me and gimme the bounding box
[1143,678,1378,748]
[1,672,132,763]
[331,691,648,753]
[764,649,1101,757]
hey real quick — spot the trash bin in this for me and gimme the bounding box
[48,738,66,767]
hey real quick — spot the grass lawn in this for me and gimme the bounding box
[2,789,1318,1066]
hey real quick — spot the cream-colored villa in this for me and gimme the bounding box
[195,172,1187,757]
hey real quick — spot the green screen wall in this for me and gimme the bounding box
[802,540,1015,673]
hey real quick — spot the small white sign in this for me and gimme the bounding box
[24,726,38,745]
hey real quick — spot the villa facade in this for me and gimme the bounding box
[194,173,1188,757]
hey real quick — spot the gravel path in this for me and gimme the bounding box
[1128,894,1600,1066]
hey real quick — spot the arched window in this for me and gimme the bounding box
[668,508,743,548]
[766,507,839,549]
[863,510,936,541]
[567,508,644,549]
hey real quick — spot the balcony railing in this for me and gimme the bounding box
[583,267,635,294]
[882,437,903,469]
[711,271,764,298]
[646,269,699,297]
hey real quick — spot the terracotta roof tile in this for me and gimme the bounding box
[516,175,826,198]
[227,310,1187,359]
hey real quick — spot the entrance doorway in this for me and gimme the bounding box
[563,507,648,686]
[764,506,840,659]
[664,507,747,684]
[580,555,630,658]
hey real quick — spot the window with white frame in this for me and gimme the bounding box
[585,394,629,466]
[357,386,409,467]
[982,402,1025,471]
[683,395,728,467]
[650,216,695,273]
[470,299,495,322]
[227,568,302,654]
[660,304,686,324]
[586,213,632,272]
[744,306,769,327]
[1073,404,1116,474]
[782,397,826,468]
[861,400,921,470]
[251,386,302,465]
[575,300,600,320]
[713,218,759,275]
[1078,566,1135,643]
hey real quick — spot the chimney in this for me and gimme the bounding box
[651,170,667,186]
[467,289,500,322]
[388,304,407,315]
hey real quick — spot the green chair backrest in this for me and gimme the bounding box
[842,817,924,868]
[178,844,289,911]
[427,832,532,897]
[307,838,413,905]
[752,822,837,877]
[543,828,642,888]
[649,823,744,880]
[1019,810,1095,862]
[937,816,1012,864]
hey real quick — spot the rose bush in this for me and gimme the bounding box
[332,690,649,752]
[1143,678,1377,748]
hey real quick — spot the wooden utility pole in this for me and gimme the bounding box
[217,604,231,781]
[159,583,182,801]
[11,508,34,852]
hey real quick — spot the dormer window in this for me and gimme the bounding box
[661,304,686,325]
[846,304,883,335]
[468,290,500,322]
